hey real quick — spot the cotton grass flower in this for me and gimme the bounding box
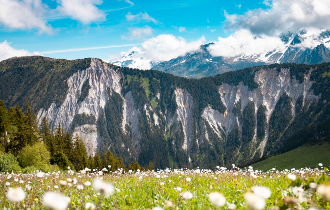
[288,173,296,181]
[7,187,26,202]
[208,192,226,207]
[43,192,70,210]
[85,202,96,209]
[37,172,45,178]
[316,184,330,201]
[251,186,272,199]
[181,191,193,200]
[152,207,163,210]
[92,179,114,197]
[84,181,91,186]
[244,192,266,210]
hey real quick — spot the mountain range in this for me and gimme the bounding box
[1,56,330,169]
[111,29,330,78]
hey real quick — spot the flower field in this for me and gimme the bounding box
[1,165,330,209]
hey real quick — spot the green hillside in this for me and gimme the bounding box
[252,143,330,171]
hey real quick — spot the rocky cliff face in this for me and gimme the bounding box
[36,59,322,166]
[1,56,329,169]
[37,58,122,156]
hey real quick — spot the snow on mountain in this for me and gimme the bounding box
[110,29,330,78]
[109,47,158,70]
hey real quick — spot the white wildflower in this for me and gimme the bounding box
[7,187,26,202]
[85,202,96,209]
[84,181,91,186]
[288,173,296,181]
[208,192,226,207]
[244,192,266,210]
[251,186,272,199]
[43,192,70,210]
[92,179,114,197]
[181,191,193,200]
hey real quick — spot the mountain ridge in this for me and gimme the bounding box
[1,56,330,169]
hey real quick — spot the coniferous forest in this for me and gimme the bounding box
[0,100,145,172]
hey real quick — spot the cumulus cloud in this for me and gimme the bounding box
[57,0,105,24]
[125,12,157,24]
[121,26,153,40]
[207,29,283,57]
[0,41,39,61]
[0,0,52,34]
[225,0,330,36]
[111,34,205,64]
[141,34,205,62]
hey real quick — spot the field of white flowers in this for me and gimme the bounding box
[1,164,330,209]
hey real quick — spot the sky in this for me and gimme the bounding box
[1,0,330,63]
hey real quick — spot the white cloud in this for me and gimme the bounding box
[207,29,283,57]
[121,26,153,40]
[141,34,205,62]
[225,0,330,36]
[0,0,52,34]
[57,0,105,24]
[179,26,186,32]
[0,41,39,61]
[125,12,157,24]
[111,34,205,65]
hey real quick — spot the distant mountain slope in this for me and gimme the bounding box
[1,56,330,169]
[252,143,330,171]
[111,30,330,79]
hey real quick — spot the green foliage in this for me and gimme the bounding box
[78,79,91,103]
[70,113,96,132]
[0,56,91,112]
[128,160,141,171]
[50,152,74,171]
[0,151,21,172]
[19,142,52,172]
[71,134,88,171]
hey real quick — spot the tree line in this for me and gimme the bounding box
[0,100,149,173]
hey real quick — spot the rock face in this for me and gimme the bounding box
[1,56,329,169]
[37,58,122,156]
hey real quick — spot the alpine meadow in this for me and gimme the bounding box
[1,0,330,209]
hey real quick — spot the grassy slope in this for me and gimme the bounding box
[252,143,330,171]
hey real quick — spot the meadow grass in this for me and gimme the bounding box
[1,166,330,209]
[252,143,330,171]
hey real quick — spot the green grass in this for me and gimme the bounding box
[1,169,329,209]
[252,143,330,171]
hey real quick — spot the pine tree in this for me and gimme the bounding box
[72,134,88,171]
[0,100,10,151]
[129,160,141,171]
[40,117,53,151]
[101,152,108,168]
[93,152,102,170]
[25,103,39,145]
[63,131,73,162]
[7,105,28,156]
[54,122,65,154]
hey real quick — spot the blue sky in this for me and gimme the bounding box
[1,0,330,62]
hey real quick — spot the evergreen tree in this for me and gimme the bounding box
[93,152,102,170]
[0,100,10,151]
[72,134,88,171]
[128,160,141,171]
[7,105,28,156]
[25,103,39,145]
[63,131,74,162]
[40,117,53,152]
